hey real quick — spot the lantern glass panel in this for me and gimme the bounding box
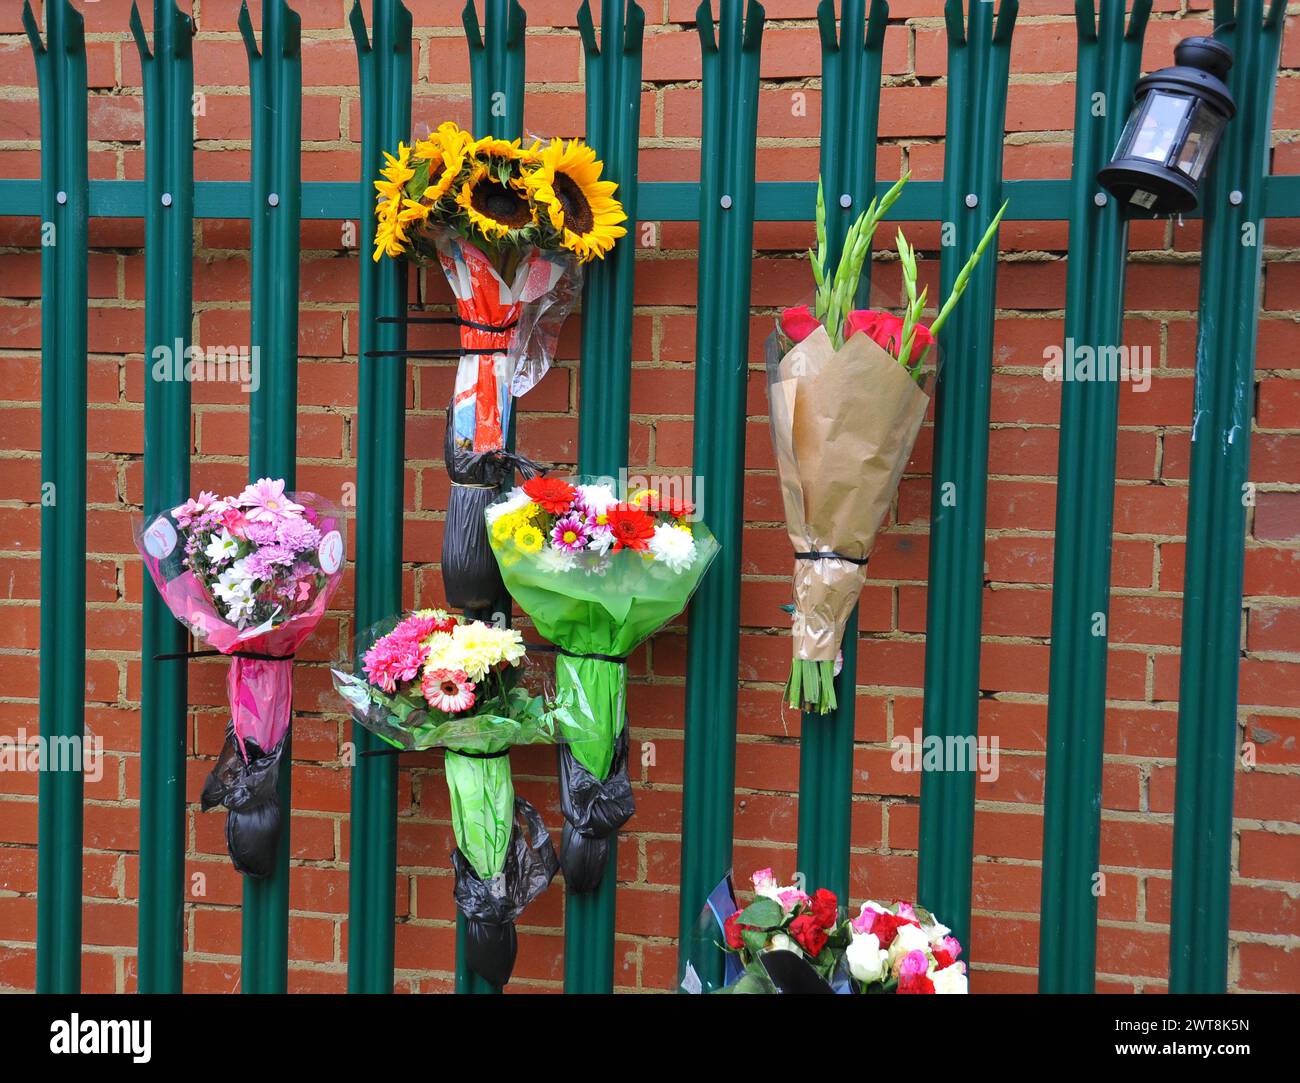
[1174,102,1226,181]
[1125,91,1193,165]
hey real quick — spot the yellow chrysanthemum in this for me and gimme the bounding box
[513,523,544,554]
[455,166,538,242]
[491,512,521,542]
[523,138,627,262]
[629,489,657,506]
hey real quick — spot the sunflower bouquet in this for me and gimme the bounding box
[372,123,628,614]
[332,609,585,986]
[769,175,1006,713]
[486,476,718,893]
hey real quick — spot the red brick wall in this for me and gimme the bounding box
[0,0,1297,993]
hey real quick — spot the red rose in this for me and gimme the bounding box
[845,309,935,359]
[932,946,956,969]
[866,910,918,949]
[723,912,746,951]
[605,504,656,551]
[788,913,829,957]
[780,305,821,344]
[809,888,838,929]
[521,476,577,514]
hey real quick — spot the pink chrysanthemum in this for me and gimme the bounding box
[422,668,476,713]
[550,514,591,552]
[362,634,428,693]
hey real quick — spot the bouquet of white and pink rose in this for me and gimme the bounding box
[136,479,346,877]
[710,867,968,994]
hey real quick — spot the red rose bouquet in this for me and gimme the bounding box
[769,174,1006,712]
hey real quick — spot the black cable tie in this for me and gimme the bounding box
[793,551,869,566]
[153,649,295,662]
[523,642,627,666]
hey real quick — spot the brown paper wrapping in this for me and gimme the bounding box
[768,325,930,662]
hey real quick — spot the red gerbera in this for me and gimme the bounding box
[605,504,656,551]
[522,476,577,514]
[808,888,838,929]
[788,913,829,957]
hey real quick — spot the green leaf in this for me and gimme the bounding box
[736,895,785,930]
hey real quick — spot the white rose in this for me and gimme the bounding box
[927,920,951,943]
[846,931,888,985]
[888,921,932,970]
[932,963,968,994]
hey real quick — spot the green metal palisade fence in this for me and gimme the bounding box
[348,0,412,995]
[1169,0,1287,994]
[916,0,1016,957]
[9,0,1290,995]
[131,0,195,995]
[795,0,889,907]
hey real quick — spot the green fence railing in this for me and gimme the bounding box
[9,0,1291,994]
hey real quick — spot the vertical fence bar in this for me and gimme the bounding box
[676,0,764,991]
[564,0,645,995]
[795,0,888,904]
[1038,0,1149,994]
[24,0,87,996]
[347,0,412,995]
[239,0,303,994]
[131,0,196,994]
[457,0,526,994]
[1170,0,1285,993]
[915,0,1015,955]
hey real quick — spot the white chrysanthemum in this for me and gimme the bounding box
[587,525,614,555]
[421,630,457,669]
[485,487,532,525]
[576,483,619,516]
[537,546,578,573]
[647,522,696,572]
[204,529,241,565]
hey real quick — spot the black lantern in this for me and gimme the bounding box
[1098,36,1236,216]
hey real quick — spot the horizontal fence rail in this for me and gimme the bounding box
[5,0,1288,995]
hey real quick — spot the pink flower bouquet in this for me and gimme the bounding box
[137,478,346,876]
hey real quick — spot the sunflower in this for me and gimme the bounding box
[455,165,538,242]
[413,122,470,205]
[523,138,627,262]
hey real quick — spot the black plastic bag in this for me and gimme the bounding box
[442,404,544,612]
[200,723,284,879]
[557,726,635,893]
[451,796,558,987]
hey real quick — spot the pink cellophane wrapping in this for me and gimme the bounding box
[135,495,345,758]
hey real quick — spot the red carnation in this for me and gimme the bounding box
[723,912,746,951]
[809,888,838,929]
[605,504,656,551]
[788,913,829,957]
[845,309,935,359]
[898,969,936,994]
[522,476,577,514]
[780,304,821,344]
